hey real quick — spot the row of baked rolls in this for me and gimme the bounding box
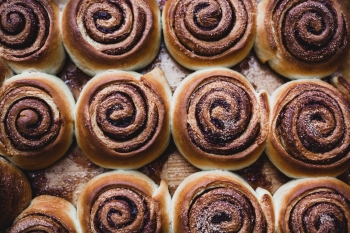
[0,72,75,170]
[267,77,350,178]
[75,67,172,169]
[77,170,171,233]
[0,0,348,80]
[172,68,269,170]
[7,195,81,233]
[163,0,350,79]
[172,170,275,233]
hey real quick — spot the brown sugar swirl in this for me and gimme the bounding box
[255,0,350,79]
[62,0,161,76]
[0,0,65,74]
[273,177,350,233]
[172,68,269,170]
[77,171,171,233]
[171,171,274,233]
[267,80,350,178]
[8,195,80,233]
[0,72,75,170]
[163,0,256,70]
[75,68,171,169]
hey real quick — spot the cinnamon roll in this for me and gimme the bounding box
[75,68,171,169]
[172,68,269,170]
[163,0,256,70]
[0,157,32,231]
[0,0,65,74]
[267,79,350,178]
[77,170,171,233]
[61,0,161,76]
[8,195,81,233]
[0,72,75,170]
[0,59,12,85]
[172,170,274,233]
[331,76,350,103]
[255,0,350,79]
[273,177,350,233]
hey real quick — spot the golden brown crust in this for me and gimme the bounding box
[267,79,350,178]
[8,195,80,233]
[255,0,350,79]
[273,177,350,233]
[77,170,171,233]
[0,72,75,170]
[163,0,256,70]
[331,76,350,103]
[75,68,171,169]
[171,170,274,233]
[61,0,161,76]
[171,68,269,170]
[0,0,65,74]
[0,59,12,85]
[0,157,32,231]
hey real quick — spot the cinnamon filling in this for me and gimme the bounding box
[276,84,350,165]
[0,0,50,58]
[187,185,267,233]
[287,189,350,233]
[90,188,157,233]
[172,0,252,56]
[5,97,60,151]
[187,77,261,155]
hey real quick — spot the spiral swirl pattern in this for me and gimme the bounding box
[78,0,150,55]
[62,0,160,75]
[0,0,49,58]
[268,80,350,177]
[90,187,157,232]
[8,195,79,233]
[90,82,161,153]
[172,171,273,233]
[172,69,269,170]
[174,0,250,55]
[188,77,260,155]
[269,0,348,63]
[8,214,69,233]
[289,190,350,233]
[77,171,170,233]
[274,178,350,233]
[0,73,74,170]
[275,82,350,164]
[0,85,61,152]
[189,187,266,233]
[163,0,256,69]
[75,69,170,169]
[255,0,350,78]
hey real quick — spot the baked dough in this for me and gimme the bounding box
[255,0,350,79]
[273,177,350,232]
[61,0,161,76]
[0,0,65,74]
[0,72,75,170]
[172,170,274,233]
[172,68,269,170]
[267,79,350,177]
[163,0,256,70]
[75,68,171,169]
[8,195,80,233]
[77,170,171,233]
